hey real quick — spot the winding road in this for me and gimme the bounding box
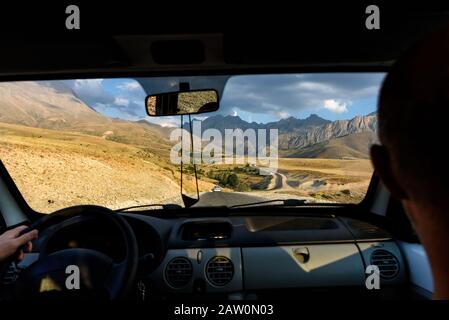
[266,171,292,191]
[192,168,298,207]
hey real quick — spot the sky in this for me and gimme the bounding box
[62,73,386,127]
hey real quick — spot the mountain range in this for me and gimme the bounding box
[186,113,378,159]
[0,81,378,160]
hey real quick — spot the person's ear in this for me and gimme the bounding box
[370,144,408,200]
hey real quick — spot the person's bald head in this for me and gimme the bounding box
[374,24,449,300]
[376,24,449,204]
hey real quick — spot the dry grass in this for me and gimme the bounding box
[0,122,214,213]
[0,121,375,211]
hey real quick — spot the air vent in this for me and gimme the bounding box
[206,256,234,286]
[370,249,400,279]
[165,257,193,288]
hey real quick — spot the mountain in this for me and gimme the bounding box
[284,131,378,159]
[193,113,378,159]
[189,113,331,133]
[277,113,378,150]
[0,81,172,151]
[0,81,378,160]
[190,114,262,132]
[264,114,331,133]
[0,81,103,129]
[134,119,173,139]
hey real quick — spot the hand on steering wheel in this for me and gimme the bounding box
[10,205,138,300]
[0,226,38,263]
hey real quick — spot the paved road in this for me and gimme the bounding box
[193,191,267,207]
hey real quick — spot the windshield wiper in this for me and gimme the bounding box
[228,199,307,209]
[115,203,183,212]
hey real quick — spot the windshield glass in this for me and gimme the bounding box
[0,73,384,213]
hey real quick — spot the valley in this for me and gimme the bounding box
[0,80,375,212]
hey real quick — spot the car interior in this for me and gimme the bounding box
[0,6,446,302]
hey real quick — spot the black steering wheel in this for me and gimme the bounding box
[11,205,138,300]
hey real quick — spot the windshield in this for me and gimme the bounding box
[0,73,384,213]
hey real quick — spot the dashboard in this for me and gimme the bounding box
[12,212,408,299]
[122,214,407,298]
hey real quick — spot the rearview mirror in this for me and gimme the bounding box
[145,89,219,116]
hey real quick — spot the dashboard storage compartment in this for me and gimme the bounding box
[242,244,365,289]
[180,221,232,241]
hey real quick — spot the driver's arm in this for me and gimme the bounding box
[0,226,38,263]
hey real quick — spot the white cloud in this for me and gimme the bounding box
[92,103,107,110]
[323,99,348,113]
[221,73,385,118]
[117,81,141,91]
[145,117,179,128]
[64,78,148,120]
[159,122,178,128]
[73,78,103,90]
[73,80,102,97]
[294,81,336,94]
[114,97,130,107]
[279,111,290,118]
[70,79,117,109]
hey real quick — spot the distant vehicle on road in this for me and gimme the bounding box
[212,185,222,192]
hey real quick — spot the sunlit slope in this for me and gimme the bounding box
[0,122,214,212]
[0,81,172,154]
[0,82,214,212]
[283,132,378,159]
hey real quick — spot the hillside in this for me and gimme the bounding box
[135,119,173,139]
[0,81,214,212]
[0,81,104,128]
[282,131,378,159]
[0,81,173,157]
[279,113,377,150]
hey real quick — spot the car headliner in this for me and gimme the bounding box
[0,7,448,82]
